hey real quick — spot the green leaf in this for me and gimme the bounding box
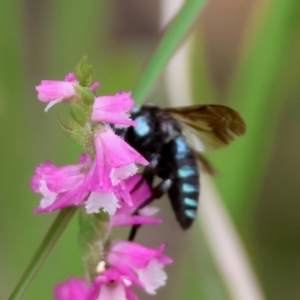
[212,0,300,229]
[133,0,207,104]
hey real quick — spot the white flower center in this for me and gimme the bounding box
[139,207,160,217]
[39,180,57,208]
[135,259,167,295]
[110,163,138,186]
[85,192,120,215]
[97,282,127,300]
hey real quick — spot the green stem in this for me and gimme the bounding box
[133,0,207,103]
[8,208,76,300]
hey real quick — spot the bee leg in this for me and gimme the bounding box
[133,178,173,215]
[143,153,161,186]
[128,178,173,241]
[128,224,141,241]
[141,178,173,208]
[130,153,161,195]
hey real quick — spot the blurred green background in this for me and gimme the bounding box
[1,0,300,299]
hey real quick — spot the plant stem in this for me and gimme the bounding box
[133,0,207,103]
[8,208,76,300]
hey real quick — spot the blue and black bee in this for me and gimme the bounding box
[115,104,246,238]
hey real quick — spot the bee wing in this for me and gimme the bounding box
[194,151,217,176]
[163,105,246,151]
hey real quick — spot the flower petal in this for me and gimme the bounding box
[107,241,173,270]
[86,269,140,300]
[96,128,148,168]
[115,175,151,215]
[135,259,167,294]
[85,192,120,215]
[30,161,56,192]
[110,163,138,186]
[44,165,86,193]
[97,282,127,300]
[111,215,162,227]
[91,91,136,126]
[54,278,89,300]
[90,81,100,91]
[36,80,76,102]
[64,73,77,83]
[44,98,64,112]
[38,180,57,208]
[31,154,90,213]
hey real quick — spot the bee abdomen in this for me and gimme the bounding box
[169,164,200,229]
[165,136,200,229]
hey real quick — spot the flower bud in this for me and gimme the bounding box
[77,86,95,105]
[70,104,88,126]
[75,55,93,87]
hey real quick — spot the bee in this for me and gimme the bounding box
[114,104,246,238]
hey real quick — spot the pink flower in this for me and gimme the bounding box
[84,128,149,214]
[31,154,90,213]
[54,270,138,300]
[106,241,173,294]
[87,269,138,300]
[96,128,148,184]
[32,129,149,215]
[91,91,136,127]
[53,242,172,299]
[35,73,100,111]
[111,175,162,228]
[31,154,123,215]
[64,73,78,83]
[54,278,89,300]
[31,153,120,215]
[35,75,78,111]
[90,81,100,92]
